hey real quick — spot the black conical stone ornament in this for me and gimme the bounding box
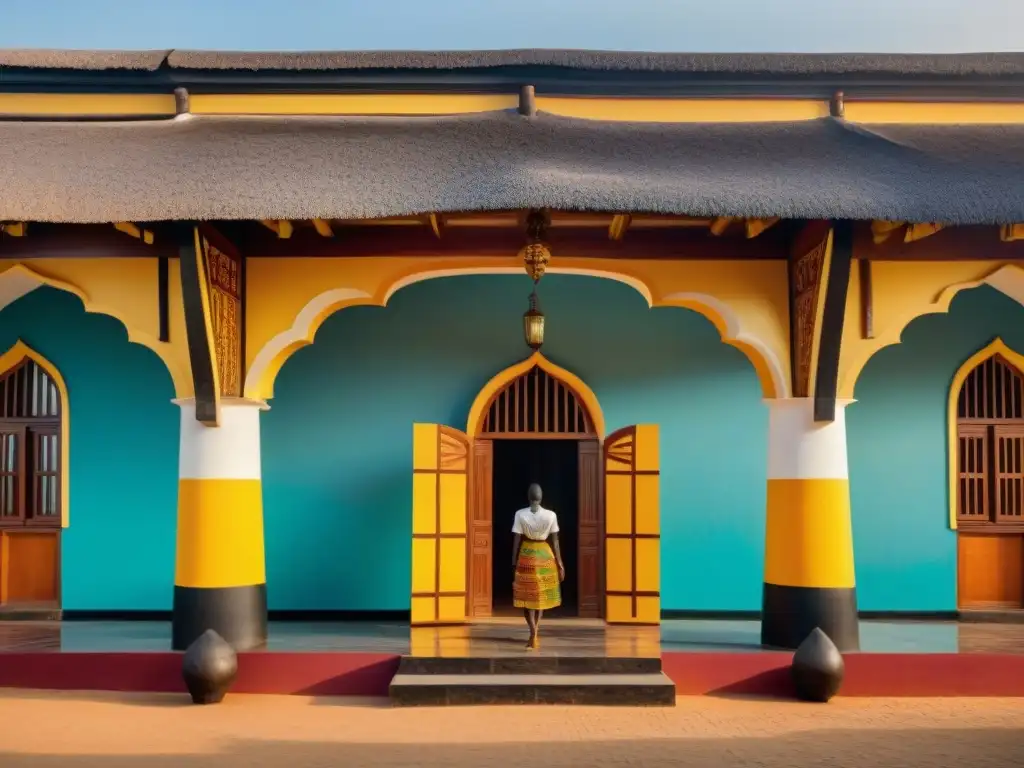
[182,629,238,705]
[791,627,845,702]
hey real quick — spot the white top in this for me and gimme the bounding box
[512,506,560,541]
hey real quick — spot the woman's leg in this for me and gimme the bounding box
[523,608,536,647]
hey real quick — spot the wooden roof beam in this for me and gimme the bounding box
[427,213,444,239]
[260,219,293,239]
[311,219,334,238]
[709,217,735,236]
[745,217,780,238]
[904,222,945,242]
[0,222,27,237]
[871,220,945,244]
[608,214,631,241]
[1001,224,1024,242]
[113,221,154,245]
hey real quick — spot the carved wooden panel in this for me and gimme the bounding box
[202,238,242,398]
[469,439,493,617]
[481,366,594,437]
[790,237,828,398]
[577,439,602,618]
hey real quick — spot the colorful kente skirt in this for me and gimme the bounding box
[513,539,562,610]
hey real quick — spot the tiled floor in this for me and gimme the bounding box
[0,617,1023,655]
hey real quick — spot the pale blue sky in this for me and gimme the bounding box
[0,0,1019,53]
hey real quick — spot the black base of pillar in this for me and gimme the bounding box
[172,584,268,652]
[761,583,860,652]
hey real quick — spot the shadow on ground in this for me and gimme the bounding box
[1,728,1022,767]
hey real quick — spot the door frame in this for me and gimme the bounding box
[463,352,608,620]
[467,435,604,619]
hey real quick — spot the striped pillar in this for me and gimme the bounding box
[172,399,268,651]
[761,398,860,651]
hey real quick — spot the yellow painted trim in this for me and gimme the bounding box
[465,351,606,439]
[245,263,787,403]
[0,262,189,397]
[0,93,175,117]
[174,478,266,588]
[537,97,830,123]
[189,93,518,116]
[0,341,70,528]
[764,478,855,589]
[845,101,1024,125]
[945,338,1024,531]
[840,263,1024,399]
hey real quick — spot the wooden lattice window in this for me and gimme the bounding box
[481,366,594,437]
[0,359,61,528]
[957,355,1024,529]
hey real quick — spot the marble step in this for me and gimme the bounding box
[398,655,661,676]
[389,672,676,706]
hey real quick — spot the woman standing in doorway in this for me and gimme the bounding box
[512,483,565,649]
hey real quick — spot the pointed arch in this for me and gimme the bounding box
[0,263,188,397]
[466,351,606,439]
[947,337,1024,530]
[0,341,70,527]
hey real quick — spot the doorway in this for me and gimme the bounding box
[491,439,579,616]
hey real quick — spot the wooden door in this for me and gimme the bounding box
[604,424,661,624]
[469,439,493,617]
[577,439,602,618]
[958,533,1024,609]
[410,423,469,625]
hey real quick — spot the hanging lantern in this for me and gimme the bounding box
[518,209,551,282]
[523,289,545,350]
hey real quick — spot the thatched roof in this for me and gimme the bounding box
[0,111,1021,224]
[1,49,1023,77]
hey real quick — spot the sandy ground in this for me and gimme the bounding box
[0,691,1022,767]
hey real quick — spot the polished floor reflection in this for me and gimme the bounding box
[0,617,1021,654]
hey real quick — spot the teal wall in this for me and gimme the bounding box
[12,275,1008,614]
[0,287,178,609]
[263,275,768,611]
[848,285,1024,612]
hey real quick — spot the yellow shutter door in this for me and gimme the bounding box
[604,424,661,624]
[411,423,469,626]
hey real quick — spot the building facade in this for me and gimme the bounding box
[0,50,1023,652]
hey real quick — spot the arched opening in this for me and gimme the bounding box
[467,356,603,618]
[0,351,65,609]
[953,342,1024,610]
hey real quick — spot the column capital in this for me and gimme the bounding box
[767,397,851,481]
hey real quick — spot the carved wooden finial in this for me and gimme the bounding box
[518,85,537,117]
[830,90,845,119]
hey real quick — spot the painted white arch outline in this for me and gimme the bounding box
[243,266,787,400]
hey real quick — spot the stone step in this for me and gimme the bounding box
[398,655,661,676]
[389,672,677,707]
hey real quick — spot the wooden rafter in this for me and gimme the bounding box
[1001,224,1024,242]
[608,214,631,241]
[904,222,945,242]
[113,221,154,245]
[311,219,334,238]
[709,217,735,236]
[745,218,780,239]
[0,222,26,237]
[427,213,444,239]
[870,220,904,244]
[260,219,294,239]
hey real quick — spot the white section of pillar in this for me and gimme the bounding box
[766,398,853,481]
[175,398,268,480]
